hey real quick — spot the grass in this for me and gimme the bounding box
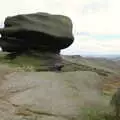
[102,77,120,96]
[62,61,111,76]
[0,52,112,76]
[0,52,53,71]
[81,107,116,120]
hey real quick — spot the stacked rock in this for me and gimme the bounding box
[0,12,74,54]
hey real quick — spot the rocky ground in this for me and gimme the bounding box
[0,54,119,120]
[0,70,107,120]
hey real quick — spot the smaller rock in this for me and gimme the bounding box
[53,63,64,71]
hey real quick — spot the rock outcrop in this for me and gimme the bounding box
[0,71,105,120]
[0,12,74,53]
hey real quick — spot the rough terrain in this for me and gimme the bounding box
[0,55,119,120]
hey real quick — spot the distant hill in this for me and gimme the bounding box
[87,54,120,59]
[62,55,120,73]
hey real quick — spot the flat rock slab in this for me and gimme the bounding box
[0,71,105,120]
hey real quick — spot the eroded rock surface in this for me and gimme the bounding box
[0,71,106,120]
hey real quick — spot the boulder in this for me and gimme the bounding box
[0,12,74,53]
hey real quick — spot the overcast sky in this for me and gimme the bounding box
[0,0,120,55]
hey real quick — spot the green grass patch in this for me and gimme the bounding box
[81,107,115,120]
[0,52,51,71]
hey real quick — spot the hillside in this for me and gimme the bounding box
[62,55,120,94]
[62,55,120,73]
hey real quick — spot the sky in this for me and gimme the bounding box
[0,0,120,55]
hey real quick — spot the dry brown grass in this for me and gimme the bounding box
[102,75,120,95]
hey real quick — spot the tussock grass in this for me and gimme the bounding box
[81,107,115,120]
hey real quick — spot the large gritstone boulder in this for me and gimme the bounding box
[0,12,74,53]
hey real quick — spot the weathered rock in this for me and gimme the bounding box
[0,71,106,120]
[0,12,74,53]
